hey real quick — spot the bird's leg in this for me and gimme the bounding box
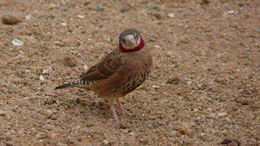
[108,98,120,122]
[110,104,120,122]
[116,98,130,115]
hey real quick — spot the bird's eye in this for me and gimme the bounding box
[134,33,138,39]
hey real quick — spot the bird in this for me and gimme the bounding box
[54,29,153,122]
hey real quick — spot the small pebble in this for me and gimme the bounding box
[83,1,90,6]
[83,65,89,71]
[242,47,250,51]
[255,27,260,31]
[42,69,49,74]
[48,15,56,19]
[201,0,210,5]
[152,13,163,20]
[220,139,240,145]
[167,13,175,18]
[11,39,24,46]
[60,8,69,12]
[35,109,41,114]
[2,14,22,25]
[95,5,104,12]
[217,112,227,117]
[0,110,7,116]
[25,15,31,20]
[77,15,85,19]
[39,75,45,81]
[210,113,216,118]
[193,108,199,112]
[152,85,160,90]
[235,98,250,105]
[129,132,135,135]
[63,57,77,67]
[186,80,192,86]
[172,131,177,135]
[154,45,161,49]
[14,55,22,59]
[61,22,67,26]
[238,3,245,7]
[103,140,109,145]
[25,69,31,73]
[166,77,180,84]
[166,51,174,57]
[49,3,57,9]
[120,6,129,13]
[226,10,238,14]
[146,2,157,9]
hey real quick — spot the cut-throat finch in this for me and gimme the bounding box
[55,29,153,122]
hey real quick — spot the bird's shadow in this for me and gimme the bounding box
[55,89,137,123]
[72,94,110,120]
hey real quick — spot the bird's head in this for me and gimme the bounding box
[119,29,145,53]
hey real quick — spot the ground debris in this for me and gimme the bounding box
[166,76,180,84]
[220,139,240,146]
[2,14,22,25]
[0,110,7,116]
[63,56,77,67]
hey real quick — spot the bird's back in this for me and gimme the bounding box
[81,47,152,98]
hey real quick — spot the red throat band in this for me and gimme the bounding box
[119,38,145,53]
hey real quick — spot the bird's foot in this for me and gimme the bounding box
[118,106,131,115]
[110,105,120,122]
[112,118,120,123]
[116,98,131,115]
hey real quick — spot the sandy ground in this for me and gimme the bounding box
[0,0,259,145]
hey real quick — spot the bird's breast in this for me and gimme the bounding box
[119,67,151,95]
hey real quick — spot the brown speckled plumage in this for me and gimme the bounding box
[55,29,152,122]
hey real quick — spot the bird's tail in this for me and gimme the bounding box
[54,80,89,90]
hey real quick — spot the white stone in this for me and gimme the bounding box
[42,69,48,74]
[61,22,67,26]
[77,15,85,19]
[217,112,227,117]
[154,45,161,49]
[168,13,175,18]
[129,132,135,135]
[25,69,31,73]
[186,80,192,85]
[0,110,7,116]
[83,65,89,71]
[103,140,109,145]
[11,39,24,46]
[227,10,237,14]
[39,75,45,81]
[152,85,160,89]
[166,51,174,57]
[25,15,31,20]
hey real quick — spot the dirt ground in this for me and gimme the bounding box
[0,0,259,145]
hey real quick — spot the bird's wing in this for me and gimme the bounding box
[79,53,124,81]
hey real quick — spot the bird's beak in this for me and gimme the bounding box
[124,35,136,47]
